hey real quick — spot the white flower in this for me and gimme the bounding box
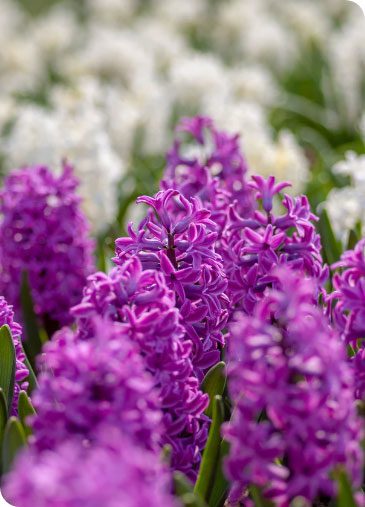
[60,26,154,88]
[150,0,208,31]
[277,1,330,46]
[134,18,187,70]
[228,65,278,107]
[203,98,309,193]
[326,187,362,243]
[86,0,137,24]
[215,0,298,73]
[1,100,124,234]
[0,38,44,94]
[333,151,365,184]
[328,14,365,124]
[28,5,79,60]
[326,150,365,242]
[169,53,228,110]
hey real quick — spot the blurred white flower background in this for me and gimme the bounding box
[0,0,364,243]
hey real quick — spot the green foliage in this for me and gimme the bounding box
[20,271,45,372]
[201,362,226,419]
[194,396,225,503]
[18,391,36,438]
[249,485,275,507]
[0,325,16,414]
[335,469,357,507]
[207,439,229,507]
[318,209,342,266]
[2,417,27,475]
[0,389,8,475]
[174,472,207,507]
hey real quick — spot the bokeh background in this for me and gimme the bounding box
[0,0,364,264]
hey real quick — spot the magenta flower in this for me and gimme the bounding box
[222,176,327,314]
[114,189,229,377]
[331,238,365,400]
[0,163,95,333]
[224,267,363,505]
[163,116,254,230]
[72,256,209,479]
[31,317,163,453]
[5,427,178,507]
[249,175,290,213]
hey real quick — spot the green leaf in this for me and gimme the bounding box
[208,439,230,507]
[173,472,207,507]
[0,325,16,413]
[318,209,342,266]
[249,485,275,507]
[18,391,36,438]
[347,229,359,251]
[201,362,226,418]
[335,469,357,507]
[2,417,27,475]
[194,395,224,502]
[0,388,8,475]
[346,222,361,251]
[20,271,43,371]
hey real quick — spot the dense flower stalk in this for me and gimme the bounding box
[0,163,95,333]
[0,296,29,415]
[72,256,209,479]
[222,175,327,314]
[5,427,178,507]
[331,238,365,401]
[163,116,254,230]
[114,189,229,377]
[31,317,162,453]
[224,267,363,505]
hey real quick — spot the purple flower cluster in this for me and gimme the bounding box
[5,427,178,507]
[72,256,209,479]
[331,238,365,400]
[0,163,95,333]
[0,296,29,415]
[114,189,229,377]
[163,116,254,228]
[222,175,327,314]
[224,267,363,505]
[31,317,162,453]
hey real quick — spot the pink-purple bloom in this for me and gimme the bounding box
[0,296,29,415]
[31,317,162,453]
[163,116,254,227]
[0,163,95,334]
[72,256,209,479]
[224,267,363,505]
[331,238,365,400]
[4,427,178,507]
[222,175,327,315]
[114,190,229,377]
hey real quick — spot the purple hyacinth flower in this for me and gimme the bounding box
[114,189,229,378]
[31,317,163,453]
[4,426,179,507]
[163,116,254,230]
[221,175,327,315]
[248,175,290,213]
[72,256,209,480]
[331,238,365,401]
[224,267,363,505]
[0,163,95,334]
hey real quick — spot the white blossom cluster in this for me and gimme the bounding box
[0,0,363,232]
[326,145,365,244]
